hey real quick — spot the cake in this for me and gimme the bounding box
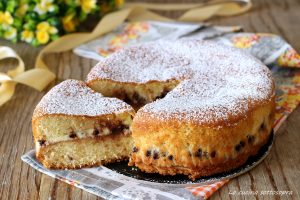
[86,40,275,180]
[33,40,275,179]
[32,79,135,169]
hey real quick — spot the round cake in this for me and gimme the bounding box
[87,40,275,180]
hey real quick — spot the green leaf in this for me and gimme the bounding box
[23,20,36,30]
[48,17,60,27]
[26,12,39,20]
[13,18,23,29]
[0,2,4,10]
[79,11,87,21]
[28,4,35,12]
[53,5,59,14]
[39,14,48,20]
[31,38,40,46]
[6,1,16,13]
[11,37,17,43]
[50,34,59,41]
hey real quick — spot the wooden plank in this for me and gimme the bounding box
[0,0,299,199]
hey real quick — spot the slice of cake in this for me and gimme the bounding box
[32,79,135,169]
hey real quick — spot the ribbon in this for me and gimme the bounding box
[0,47,56,106]
[0,0,252,106]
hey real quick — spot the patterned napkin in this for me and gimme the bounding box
[22,21,300,200]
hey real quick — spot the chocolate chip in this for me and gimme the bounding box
[153,151,159,159]
[112,124,128,134]
[240,141,245,147]
[235,144,242,152]
[67,155,73,161]
[132,147,139,153]
[115,90,128,101]
[124,95,131,104]
[162,152,166,157]
[38,139,46,146]
[168,155,173,160]
[132,92,146,104]
[93,128,100,136]
[210,151,216,158]
[146,150,151,157]
[69,132,77,138]
[260,122,266,132]
[195,148,202,157]
[247,135,255,144]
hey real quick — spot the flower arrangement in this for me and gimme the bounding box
[0,0,123,46]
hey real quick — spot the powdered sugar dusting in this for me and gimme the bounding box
[33,80,133,118]
[87,40,274,124]
[87,40,196,83]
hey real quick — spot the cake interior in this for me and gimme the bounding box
[88,79,179,110]
[37,134,133,169]
[34,113,132,145]
[34,112,134,169]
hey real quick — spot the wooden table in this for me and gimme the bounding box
[1,0,299,199]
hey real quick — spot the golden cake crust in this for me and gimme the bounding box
[129,99,275,180]
[130,140,267,180]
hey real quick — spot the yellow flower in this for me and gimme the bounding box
[37,21,58,34]
[48,27,58,34]
[62,14,77,32]
[21,30,34,43]
[0,11,14,29]
[35,22,57,44]
[80,0,97,13]
[34,0,55,15]
[37,22,51,32]
[4,27,17,40]
[36,31,50,44]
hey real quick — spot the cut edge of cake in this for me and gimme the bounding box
[32,79,135,169]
